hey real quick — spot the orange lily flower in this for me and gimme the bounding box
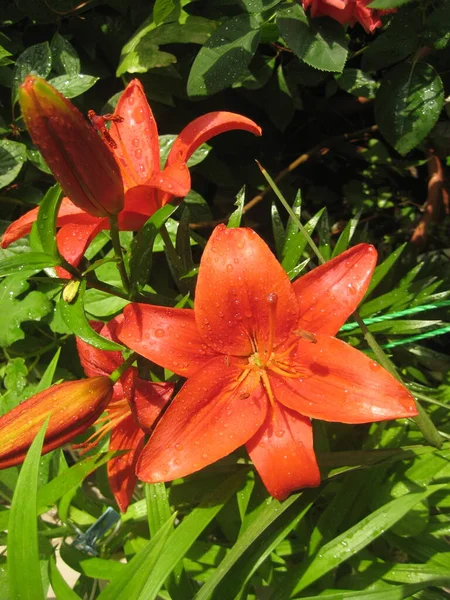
[118,225,418,500]
[2,79,261,277]
[0,376,113,469]
[76,316,174,511]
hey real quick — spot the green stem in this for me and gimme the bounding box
[109,214,130,294]
[258,162,443,449]
[109,353,139,384]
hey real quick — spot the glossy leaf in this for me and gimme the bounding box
[0,252,60,277]
[365,243,406,297]
[35,347,61,393]
[375,62,444,156]
[273,486,443,598]
[48,74,99,98]
[36,184,63,259]
[96,515,176,600]
[129,203,178,293]
[48,555,81,600]
[59,280,125,350]
[187,14,260,97]
[227,186,246,228]
[12,41,52,105]
[50,33,80,76]
[0,140,27,188]
[137,470,248,599]
[7,420,48,600]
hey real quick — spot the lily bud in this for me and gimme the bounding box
[0,376,113,469]
[19,76,124,217]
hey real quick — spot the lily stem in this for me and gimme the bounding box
[259,162,443,449]
[109,352,139,384]
[159,224,185,274]
[109,214,130,295]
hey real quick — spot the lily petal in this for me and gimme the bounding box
[136,355,267,483]
[164,112,262,169]
[195,225,299,356]
[293,244,377,336]
[270,334,418,423]
[119,304,218,377]
[129,375,173,432]
[108,414,146,512]
[54,220,105,278]
[109,79,160,189]
[1,197,98,249]
[77,318,124,378]
[246,402,320,500]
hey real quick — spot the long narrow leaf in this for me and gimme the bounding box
[8,419,48,600]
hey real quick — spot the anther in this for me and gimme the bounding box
[88,110,124,149]
[294,328,317,344]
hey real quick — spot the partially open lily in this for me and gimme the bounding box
[2,79,261,278]
[118,225,418,500]
[76,316,174,512]
[0,376,113,469]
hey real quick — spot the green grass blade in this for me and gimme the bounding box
[273,486,443,599]
[48,554,82,599]
[7,419,49,600]
[138,469,248,600]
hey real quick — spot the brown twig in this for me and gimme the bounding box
[189,124,378,229]
[410,149,445,248]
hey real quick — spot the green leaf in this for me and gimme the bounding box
[273,486,442,599]
[298,582,448,600]
[137,470,248,600]
[365,243,406,297]
[336,68,378,99]
[187,14,261,97]
[369,0,416,7]
[129,203,178,294]
[195,491,318,600]
[227,186,246,228]
[48,555,81,600]
[12,41,52,105]
[277,7,347,73]
[59,280,124,351]
[7,420,48,600]
[117,39,176,76]
[0,45,13,67]
[376,62,444,156]
[0,252,60,277]
[240,0,283,12]
[48,74,99,98]
[36,348,61,393]
[0,140,27,189]
[361,9,421,72]
[153,0,177,24]
[50,33,80,76]
[332,211,361,258]
[36,184,63,259]
[271,201,285,258]
[282,207,325,272]
[423,3,450,50]
[97,515,176,600]
[0,275,52,346]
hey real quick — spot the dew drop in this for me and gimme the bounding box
[154,328,165,338]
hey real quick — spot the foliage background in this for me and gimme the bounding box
[0,0,450,598]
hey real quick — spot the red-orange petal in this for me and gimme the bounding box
[136,356,267,483]
[118,303,218,377]
[77,318,123,378]
[108,414,146,512]
[109,79,160,189]
[270,334,418,424]
[1,198,97,249]
[54,220,105,278]
[195,225,299,356]
[292,244,377,336]
[246,402,320,500]
[0,377,113,469]
[129,376,173,433]
[164,112,262,169]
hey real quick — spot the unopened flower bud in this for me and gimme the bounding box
[0,376,113,468]
[19,76,124,217]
